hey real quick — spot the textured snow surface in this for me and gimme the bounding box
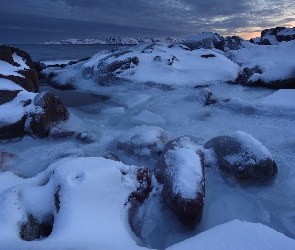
[167,220,295,250]
[45,43,239,88]
[223,130,273,165]
[165,147,202,198]
[258,90,295,109]
[0,157,144,250]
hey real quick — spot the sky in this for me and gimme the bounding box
[1,0,295,44]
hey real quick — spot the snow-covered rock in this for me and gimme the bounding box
[204,131,278,184]
[184,32,247,51]
[228,40,295,88]
[250,27,295,45]
[0,157,147,249]
[0,45,39,92]
[155,137,205,229]
[0,46,70,139]
[43,43,239,88]
[115,125,168,161]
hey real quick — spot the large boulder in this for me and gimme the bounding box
[155,137,205,230]
[29,91,69,138]
[115,125,168,160]
[204,131,278,184]
[0,45,38,92]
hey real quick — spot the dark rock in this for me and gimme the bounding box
[204,132,278,184]
[128,167,153,203]
[201,54,216,58]
[0,74,38,93]
[250,27,295,45]
[97,56,139,85]
[0,90,21,105]
[204,91,217,106]
[167,55,179,65]
[183,34,244,52]
[128,167,153,235]
[33,62,46,73]
[29,91,69,138]
[154,56,162,62]
[0,115,27,140]
[102,151,120,162]
[20,214,53,241]
[155,137,205,229]
[49,127,75,139]
[54,185,61,213]
[0,45,39,92]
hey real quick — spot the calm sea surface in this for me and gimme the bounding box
[8,44,134,62]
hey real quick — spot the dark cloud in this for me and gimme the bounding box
[1,0,294,43]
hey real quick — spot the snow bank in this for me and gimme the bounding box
[167,220,295,250]
[0,157,145,249]
[259,89,295,109]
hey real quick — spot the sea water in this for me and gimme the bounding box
[7,44,134,62]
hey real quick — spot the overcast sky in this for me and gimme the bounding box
[1,0,295,44]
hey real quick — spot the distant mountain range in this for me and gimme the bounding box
[41,37,185,45]
[41,27,295,45]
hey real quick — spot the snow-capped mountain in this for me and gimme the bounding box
[42,36,185,45]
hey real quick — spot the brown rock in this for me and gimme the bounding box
[0,90,21,105]
[155,137,205,229]
[30,91,69,138]
[204,133,278,184]
[0,115,26,140]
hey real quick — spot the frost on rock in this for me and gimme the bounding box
[155,137,205,229]
[204,131,278,184]
[115,125,168,160]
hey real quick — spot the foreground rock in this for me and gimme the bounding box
[0,46,70,139]
[0,45,38,92]
[29,91,69,138]
[115,125,168,161]
[155,137,205,229]
[204,131,278,184]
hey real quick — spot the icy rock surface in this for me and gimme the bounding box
[115,125,168,161]
[155,137,205,229]
[204,131,278,184]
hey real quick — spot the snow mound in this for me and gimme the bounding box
[167,220,295,250]
[43,43,239,88]
[258,89,295,109]
[0,157,145,249]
